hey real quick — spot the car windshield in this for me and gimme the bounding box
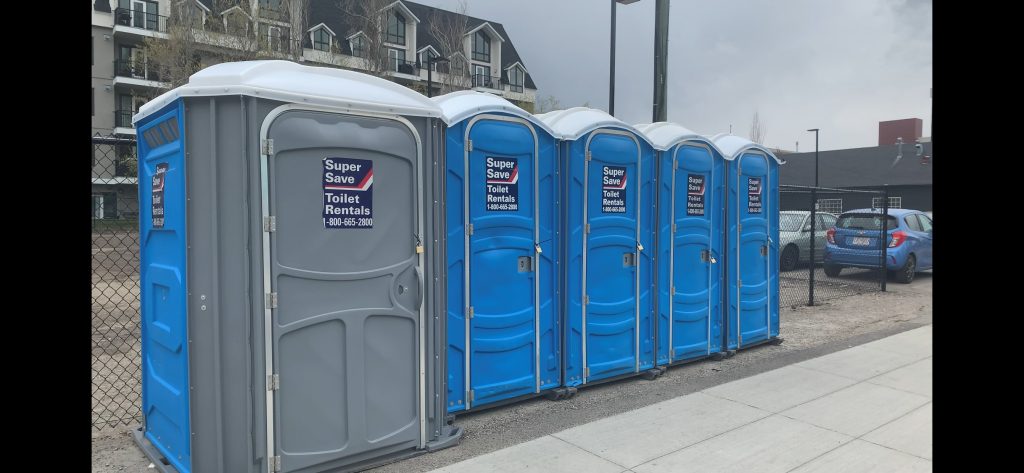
[780,213,805,232]
[836,213,899,231]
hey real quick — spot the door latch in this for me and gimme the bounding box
[623,252,637,267]
[701,249,710,262]
[760,245,769,256]
[518,256,533,272]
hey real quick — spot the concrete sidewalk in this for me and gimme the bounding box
[429,326,932,473]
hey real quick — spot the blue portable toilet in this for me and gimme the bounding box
[713,134,785,350]
[635,122,727,365]
[434,91,561,413]
[538,108,659,387]
[131,61,461,473]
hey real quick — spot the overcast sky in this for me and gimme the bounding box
[413,0,932,151]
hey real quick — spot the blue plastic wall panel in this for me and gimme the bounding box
[726,151,779,350]
[655,143,725,365]
[562,130,656,386]
[137,101,191,473]
[445,114,560,413]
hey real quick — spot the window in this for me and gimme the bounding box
[821,214,837,228]
[871,196,901,209]
[472,30,490,62]
[836,213,899,231]
[420,50,438,70]
[816,198,842,214]
[386,10,406,45]
[917,214,932,232]
[473,64,492,87]
[780,213,804,232]
[508,66,524,93]
[267,25,282,52]
[814,214,832,231]
[224,11,249,36]
[388,48,407,72]
[313,28,331,52]
[904,215,923,232]
[350,35,366,57]
[259,0,281,11]
[127,0,159,30]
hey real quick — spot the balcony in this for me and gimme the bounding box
[112,7,168,39]
[114,109,136,135]
[389,59,420,78]
[472,74,503,91]
[113,59,169,89]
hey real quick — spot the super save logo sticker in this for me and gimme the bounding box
[686,173,705,216]
[602,165,627,213]
[323,157,373,228]
[485,156,519,211]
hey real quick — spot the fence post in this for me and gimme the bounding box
[808,187,816,306]
[880,185,888,292]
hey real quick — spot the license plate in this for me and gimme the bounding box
[852,237,870,246]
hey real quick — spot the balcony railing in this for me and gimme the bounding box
[114,59,163,82]
[473,74,503,90]
[389,59,419,75]
[114,110,135,128]
[114,7,168,33]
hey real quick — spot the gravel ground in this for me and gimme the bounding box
[91,273,931,473]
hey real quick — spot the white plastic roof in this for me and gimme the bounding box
[535,107,654,146]
[134,60,441,123]
[633,122,725,155]
[432,90,556,136]
[711,134,786,164]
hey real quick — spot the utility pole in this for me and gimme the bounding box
[652,0,670,122]
[610,0,617,115]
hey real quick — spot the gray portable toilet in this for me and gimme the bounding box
[132,60,461,473]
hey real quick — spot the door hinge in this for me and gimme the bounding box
[269,455,281,473]
[738,280,743,288]
[468,389,475,402]
[266,292,278,309]
[585,223,591,234]
[738,223,743,232]
[467,223,474,236]
[263,216,276,232]
[585,151,592,161]
[671,286,675,295]
[466,139,473,152]
[261,139,274,155]
[672,223,677,233]
[584,367,590,378]
[267,374,279,391]
[584,294,590,305]
[467,306,474,319]
[670,348,676,358]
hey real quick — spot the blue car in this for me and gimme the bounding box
[823,208,933,283]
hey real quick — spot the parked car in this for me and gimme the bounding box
[823,208,933,283]
[778,210,837,271]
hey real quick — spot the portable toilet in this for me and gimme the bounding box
[132,60,460,473]
[432,91,561,413]
[712,134,785,350]
[538,108,659,387]
[635,122,727,365]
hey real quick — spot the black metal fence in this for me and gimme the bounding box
[778,185,889,308]
[92,134,141,430]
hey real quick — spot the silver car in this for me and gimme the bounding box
[779,210,838,271]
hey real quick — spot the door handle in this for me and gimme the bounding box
[414,265,423,309]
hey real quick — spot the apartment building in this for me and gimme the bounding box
[91,0,540,218]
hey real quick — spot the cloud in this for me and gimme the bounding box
[412,0,932,150]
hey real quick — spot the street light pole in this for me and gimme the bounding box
[807,128,819,186]
[610,0,641,116]
[652,0,670,122]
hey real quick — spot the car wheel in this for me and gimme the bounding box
[823,264,842,277]
[894,254,916,284]
[780,245,798,272]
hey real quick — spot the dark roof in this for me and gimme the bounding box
[780,142,933,187]
[315,0,536,89]
[197,0,215,10]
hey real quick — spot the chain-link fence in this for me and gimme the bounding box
[779,185,889,308]
[92,134,141,430]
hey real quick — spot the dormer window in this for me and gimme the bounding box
[312,27,332,52]
[386,10,406,45]
[472,30,490,62]
[350,34,366,57]
[509,66,525,93]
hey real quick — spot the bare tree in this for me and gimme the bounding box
[750,110,767,144]
[535,95,562,113]
[283,0,310,61]
[140,0,205,89]
[338,0,393,77]
[428,1,472,94]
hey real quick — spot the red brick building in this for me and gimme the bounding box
[878,118,923,146]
